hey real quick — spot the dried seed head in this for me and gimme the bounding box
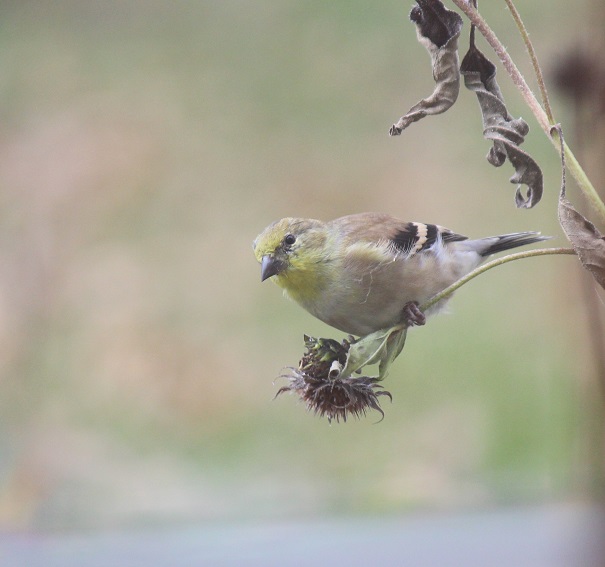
[275,336,392,423]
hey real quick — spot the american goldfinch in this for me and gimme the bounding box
[253,213,549,336]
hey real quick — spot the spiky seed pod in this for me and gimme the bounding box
[276,336,392,423]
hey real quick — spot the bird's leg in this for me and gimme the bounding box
[401,301,426,327]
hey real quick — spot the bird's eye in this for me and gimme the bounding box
[284,234,296,246]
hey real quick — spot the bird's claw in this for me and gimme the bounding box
[402,301,426,328]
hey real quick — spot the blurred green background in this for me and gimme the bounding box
[0,0,603,532]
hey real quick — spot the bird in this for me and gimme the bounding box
[253,213,549,337]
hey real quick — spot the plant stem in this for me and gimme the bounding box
[420,247,575,312]
[502,0,555,124]
[449,0,605,225]
[561,139,605,217]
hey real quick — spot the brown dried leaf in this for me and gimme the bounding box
[390,0,463,136]
[556,127,605,289]
[461,36,543,208]
[559,196,605,289]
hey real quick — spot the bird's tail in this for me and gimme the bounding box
[479,232,551,257]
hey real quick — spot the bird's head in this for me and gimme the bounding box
[253,217,326,283]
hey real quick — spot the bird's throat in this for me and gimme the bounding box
[274,264,327,307]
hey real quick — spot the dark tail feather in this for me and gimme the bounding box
[481,232,552,257]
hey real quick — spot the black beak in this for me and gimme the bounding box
[261,255,285,281]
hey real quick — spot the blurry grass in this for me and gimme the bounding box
[0,0,601,530]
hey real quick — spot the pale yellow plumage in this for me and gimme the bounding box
[253,213,548,336]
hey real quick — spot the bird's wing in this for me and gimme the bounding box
[331,213,468,258]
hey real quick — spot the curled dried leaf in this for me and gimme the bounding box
[390,0,463,136]
[461,33,543,208]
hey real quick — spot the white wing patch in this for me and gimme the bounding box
[411,222,428,254]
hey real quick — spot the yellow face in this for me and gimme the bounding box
[253,218,295,263]
[252,217,327,283]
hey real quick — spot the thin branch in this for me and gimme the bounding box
[420,247,576,312]
[561,139,605,222]
[503,0,555,124]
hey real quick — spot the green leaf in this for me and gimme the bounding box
[340,326,408,379]
[378,328,408,380]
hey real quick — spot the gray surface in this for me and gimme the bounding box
[1,504,604,567]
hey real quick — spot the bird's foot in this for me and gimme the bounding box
[402,301,426,328]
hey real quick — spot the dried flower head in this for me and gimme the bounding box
[275,335,392,423]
